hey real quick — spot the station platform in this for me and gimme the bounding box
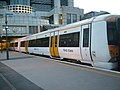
[0,51,120,90]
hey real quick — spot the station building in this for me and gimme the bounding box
[0,0,84,49]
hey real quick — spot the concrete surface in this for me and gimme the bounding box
[0,51,120,90]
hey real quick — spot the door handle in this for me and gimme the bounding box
[92,51,96,57]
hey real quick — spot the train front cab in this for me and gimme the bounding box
[92,15,120,69]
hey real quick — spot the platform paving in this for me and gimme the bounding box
[0,51,120,90]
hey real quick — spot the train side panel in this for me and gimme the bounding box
[80,24,93,63]
[28,47,50,56]
[28,33,50,56]
[14,40,19,51]
[20,47,25,52]
[91,21,110,61]
[58,26,82,60]
[59,47,81,60]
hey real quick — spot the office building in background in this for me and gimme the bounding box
[0,0,84,39]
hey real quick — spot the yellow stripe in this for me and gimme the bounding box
[59,25,80,31]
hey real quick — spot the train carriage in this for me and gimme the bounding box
[10,14,120,69]
[28,32,50,56]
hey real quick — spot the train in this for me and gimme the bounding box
[10,14,120,69]
[0,40,6,51]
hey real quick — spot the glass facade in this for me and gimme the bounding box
[0,14,49,36]
[10,0,30,5]
[67,13,78,24]
[59,14,63,24]
[60,0,68,6]
[29,26,38,34]
[73,14,77,23]
[30,0,54,11]
[0,0,83,37]
[67,13,71,24]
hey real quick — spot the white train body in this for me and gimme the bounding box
[10,14,120,69]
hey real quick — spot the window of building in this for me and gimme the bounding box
[67,13,71,24]
[83,28,89,47]
[40,25,59,32]
[79,15,82,21]
[73,14,77,23]
[51,0,54,8]
[60,0,68,6]
[49,15,54,24]
[13,7,15,10]
[59,14,63,24]
[29,26,38,34]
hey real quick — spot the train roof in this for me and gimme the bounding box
[14,14,119,41]
[93,14,120,22]
[49,14,119,31]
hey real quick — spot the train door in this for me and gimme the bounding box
[50,31,60,57]
[81,24,92,62]
[25,41,28,53]
[18,41,20,51]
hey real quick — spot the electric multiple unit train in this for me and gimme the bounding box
[10,14,120,69]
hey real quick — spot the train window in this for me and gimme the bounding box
[10,43,14,47]
[44,38,49,47]
[21,41,25,47]
[50,37,53,47]
[59,32,80,47]
[116,18,120,45]
[25,37,49,47]
[15,42,18,47]
[29,39,36,47]
[35,37,49,47]
[83,28,89,47]
[107,22,117,45]
[55,36,58,47]
[55,36,57,44]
